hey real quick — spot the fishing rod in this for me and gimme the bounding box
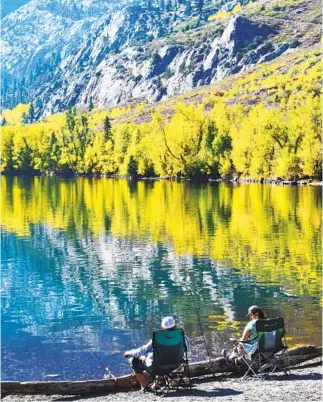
[49,311,116,381]
[89,347,116,381]
[78,285,117,381]
[183,285,215,375]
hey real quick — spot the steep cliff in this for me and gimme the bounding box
[1,0,321,118]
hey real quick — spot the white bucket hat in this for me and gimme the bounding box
[161,316,176,329]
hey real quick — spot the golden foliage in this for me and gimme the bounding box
[1,50,321,180]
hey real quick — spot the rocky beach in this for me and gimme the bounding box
[2,358,322,402]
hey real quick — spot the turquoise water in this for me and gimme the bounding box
[1,176,322,380]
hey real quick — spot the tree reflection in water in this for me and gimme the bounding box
[1,176,322,380]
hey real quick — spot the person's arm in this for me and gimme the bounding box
[124,340,152,358]
[240,322,252,341]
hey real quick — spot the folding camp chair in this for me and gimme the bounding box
[146,328,191,395]
[239,317,291,379]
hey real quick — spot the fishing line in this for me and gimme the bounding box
[89,347,116,380]
[183,285,214,368]
[49,310,116,381]
[76,281,117,381]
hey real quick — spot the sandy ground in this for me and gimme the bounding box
[2,359,322,402]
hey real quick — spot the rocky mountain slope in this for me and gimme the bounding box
[1,0,321,118]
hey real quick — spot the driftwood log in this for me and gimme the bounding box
[1,345,321,396]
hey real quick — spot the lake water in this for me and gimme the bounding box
[1,176,322,381]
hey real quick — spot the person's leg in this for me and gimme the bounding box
[234,343,246,366]
[227,345,240,361]
[237,343,246,356]
[134,372,148,390]
[223,344,246,364]
[130,357,149,390]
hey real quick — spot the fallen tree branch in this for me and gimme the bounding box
[1,345,321,396]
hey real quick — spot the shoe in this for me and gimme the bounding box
[221,349,233,365]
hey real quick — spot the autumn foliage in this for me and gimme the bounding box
[1,49,321,180]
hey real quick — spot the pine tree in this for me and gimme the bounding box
[36,98,43,110]
[166,0,172,11]
[184,0,192,15]
[66,107,76,132]
[197,0,203,15]
[1,117,7,126]
[103,116,112,141]
[89,97,94,111]
[28,102,35,123]
[21,112,29,124]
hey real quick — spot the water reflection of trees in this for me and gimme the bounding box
[3,176,321,379]
[2,176,321,297]
[2,223,321,357]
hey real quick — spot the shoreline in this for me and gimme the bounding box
[2,173,322,186]
[2,358,322,402]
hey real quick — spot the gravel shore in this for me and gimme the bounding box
[2,359,322,402]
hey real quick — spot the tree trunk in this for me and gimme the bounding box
[1,345,321,396]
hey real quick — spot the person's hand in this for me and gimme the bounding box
[124,352,130,358]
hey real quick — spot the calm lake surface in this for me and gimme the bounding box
[1,176,322,381]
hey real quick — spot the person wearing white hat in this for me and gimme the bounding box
[123,316,188,391]
[222,305,266,365]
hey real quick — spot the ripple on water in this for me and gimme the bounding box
[1,178,321,380]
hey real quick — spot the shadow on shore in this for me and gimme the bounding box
[270,373,322,382]
[53,387,243,401]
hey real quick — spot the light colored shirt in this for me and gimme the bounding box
[241,319,258,355]
[126,339,154,358]
[125,335,189,369]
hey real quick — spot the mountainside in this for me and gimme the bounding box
[1,0,321,118]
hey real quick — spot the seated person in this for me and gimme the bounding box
[124,316,189,391]
[222,305,266,365]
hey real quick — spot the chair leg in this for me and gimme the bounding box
[277,350,291,376]
[241,357,258,379]
[285,350,291,375]
[185,358,192,390]
[242,353,269,380]
[150,370,192,395]
[262,349,291,379]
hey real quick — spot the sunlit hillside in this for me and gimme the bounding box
[1,46,321,180]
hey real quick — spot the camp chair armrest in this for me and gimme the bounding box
[234,336,258,345]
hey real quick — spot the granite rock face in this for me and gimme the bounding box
[1,0,313,117]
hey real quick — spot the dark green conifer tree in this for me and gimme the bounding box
[89,97,94,111]
[21,112,29,124]
[28,102,35,123]
[184,0,192,15]
[36,98,43,110]
[103,116,112,141]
